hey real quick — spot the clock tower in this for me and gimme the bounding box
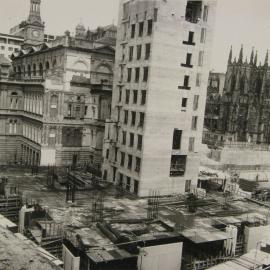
[23,0,45,46]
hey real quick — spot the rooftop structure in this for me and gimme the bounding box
[0,219,63,270]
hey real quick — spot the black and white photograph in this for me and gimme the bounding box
[0,0,270,269]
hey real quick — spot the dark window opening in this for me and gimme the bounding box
[181,53,193,68]
[139,112,145,128]
[178,75,191,90]
[131,24,136,38]
[139,22,144,37]
[141,90,146,105]
[135,157,141,172]
[128,155,132,170]
[127,68,132,82]
[137,45,142,60]
[122,131,126,145]
[172,129,182,150]
[131,111,136,126]
[182,98,188,108]
[135,67,140,82]
[147,19,153,35]
[137,134,143,150]
[185,1,202,24]
[129,133,134,147]
[143,67,149,82]
[125,89,130,104]
[183,31,195,45]
[124,110,128,124]
[133,90,138,104]
[145,43,151,60]
[170,155,187,177]
[129,46,133,61]
[120,152,125,166]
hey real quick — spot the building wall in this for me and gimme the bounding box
[0,34,23,60]
[244,224,270,253]
[138,242,183,270]
[103,0,217,196]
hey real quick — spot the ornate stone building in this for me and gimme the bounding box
[0,1,115,168]
[218,46,270,144]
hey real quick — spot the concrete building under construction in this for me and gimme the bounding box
[102,0,217,196]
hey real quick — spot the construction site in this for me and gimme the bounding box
[0,157,270,270]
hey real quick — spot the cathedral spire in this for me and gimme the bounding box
[228,46,232,64]
[264,50,269,67]
[238,44,243,64]
[254,51,258,66]
[250,47,254,65]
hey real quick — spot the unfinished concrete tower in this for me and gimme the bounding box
[102,0,217,196]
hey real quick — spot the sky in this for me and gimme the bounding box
[0,0,270,72]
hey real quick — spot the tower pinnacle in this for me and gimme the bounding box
[238,44,243,64]
[228,46,232,64]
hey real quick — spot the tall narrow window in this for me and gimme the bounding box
[135,67,140,82]
[141,90,146,105]
[139,112,145,127]
[129,46,133,61]
[128,155,133,170]
[135,157,141,172]
[133,90,138,104]
[143,67,149,82]
[127,68,132,82]
[124,110,128,124]
[182,53,193,67]
[203,6,209,22]
[196,73,201,86]
[131,111,136,126]
[191,116,198,130]
[122,131,126,145]
[200,28,206,43]
[131,24,136,38]
[154,8,158,22]
[137,134,143,150]
[129,133,134,147]
[120,152,125,166]
[198,51,204,66]
[139,22,144,37]
[147,19,153,35]
[182,98,188,108]
[193,95,199,111]
[137,45,142,60]
[145,43,151,60]
[119,88,122,102]
[125,89,130,104]
[172,129,182,150]
[189,137,195,152]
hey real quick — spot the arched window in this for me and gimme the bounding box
[50,94,58,118]
[39,63,43,76]
[52,59,57,68]
[239,77,245,94]
[33,64,37,76]
[27,64,31,77]
[18,66,22,78]
[45,61,50,71]
[10,92,18,109]
[230,75,236,92]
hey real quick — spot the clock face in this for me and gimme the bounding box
[32,30,40,38]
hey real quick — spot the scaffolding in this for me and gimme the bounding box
[92,193,104,222]
[147,190,160,220]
